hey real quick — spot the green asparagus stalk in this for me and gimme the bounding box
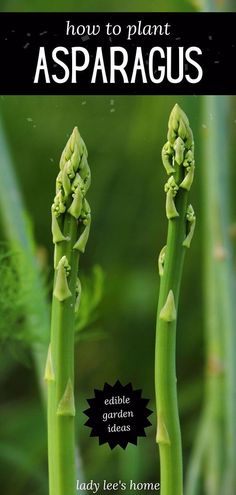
[155,104,195,495]
[45,128,91,495]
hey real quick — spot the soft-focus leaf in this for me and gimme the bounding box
[75,265,105,339]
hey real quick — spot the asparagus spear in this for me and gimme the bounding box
[155,104,195,495]
[45,128,91,495]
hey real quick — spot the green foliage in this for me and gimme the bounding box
[0,244,104,348]
[75,265,105,341]
[0,248,45,346]
[0,400,47,495]
[0,0,195,13]
[188,0,203,10]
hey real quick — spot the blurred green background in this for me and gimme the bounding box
[0,1,235,495]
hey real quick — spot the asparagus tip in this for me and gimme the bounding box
[168,103,193,148]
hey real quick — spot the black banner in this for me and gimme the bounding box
[0,12,235,95]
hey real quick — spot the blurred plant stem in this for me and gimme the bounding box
[186,2,236,495]
[186,96,236,494]
[155,105,195,495]
[185,410,210,495]
[203,96,236,494]
[0,117,49,401]
[185,97,222,493]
